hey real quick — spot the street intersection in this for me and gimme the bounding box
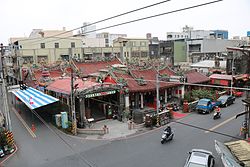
[2,96,246,167]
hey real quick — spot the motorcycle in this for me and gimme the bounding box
[161,131,174,144]
[172,103,180,111]
[213,112,221,120]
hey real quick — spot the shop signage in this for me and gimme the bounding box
[85,90,116,98]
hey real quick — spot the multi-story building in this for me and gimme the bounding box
[148,39,187,67]
[81,22,96,38]
[166,32,189,41]
[9,28,121,64]
[81,38,105,48]
[113,37,149,63]
[247,31,250,45]
[210,30,228,39]
[187,38,247,63]
[166,26,230,65]
[96,32,127,47]
[167,26,228,41]
[9,28,83,64]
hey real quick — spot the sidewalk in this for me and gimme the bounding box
[76,110,189,140]
[77,119,147,140]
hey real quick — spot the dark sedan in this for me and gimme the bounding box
[217,95,235,107]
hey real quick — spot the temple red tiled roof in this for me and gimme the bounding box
[185,70,210,83]
[209,74,232,80]
[130,69,177,92]
[159,67,176,76]
[46,78,101,95]
[75,58,121,76]
[113,72,140,92]
[113,67,178,93]
[34,69,64,79]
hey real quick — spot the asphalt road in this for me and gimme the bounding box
[3,95,246,167]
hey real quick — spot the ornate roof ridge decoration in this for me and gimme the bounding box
[175,70,185,76]
[135,76,147,86]
[117,77,128,86]
[137,66,152,71]
[77,57,118,64]
[129,69,147,86]
[104,68,128,87]
[159,73,169,78]
[111,66,128,74]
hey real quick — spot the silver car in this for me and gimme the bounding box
[184,149,215,167]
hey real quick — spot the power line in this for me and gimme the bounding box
[29,108,98,167]
[18,0,173,43]
[70,94,246,141]
[32,0,223,45]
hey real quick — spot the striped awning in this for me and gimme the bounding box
[12,87,59,110]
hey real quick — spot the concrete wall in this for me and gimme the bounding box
[82,38,105,47]
[18,37,83,49]
[113,38,149,61]
[187,39,247,54]
[174,41,187,64]
[202,39,245,53]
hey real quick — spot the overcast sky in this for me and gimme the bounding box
[1,0,249,44]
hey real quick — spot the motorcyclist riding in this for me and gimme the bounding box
[161,125,174,144]
[215,106,221,114]
[213,106,221,119]
[164,125,172,138]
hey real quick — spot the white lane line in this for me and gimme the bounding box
[12,107,37,138]
[205,115,236,133]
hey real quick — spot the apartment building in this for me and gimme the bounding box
[9,28,122,64]
[96,32,127,47]
[9,28,83,64]
[113,37,149,63]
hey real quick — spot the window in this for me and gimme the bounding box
[71,42,75,48]
[23,56,34,64]
[167,35,173,38]
[140,42,146,46]
[105,39,109,44]
[55,43,59,48]
[40,43,45,49]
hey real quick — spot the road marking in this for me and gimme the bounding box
[205,115,235,133]
[12,107,37,138]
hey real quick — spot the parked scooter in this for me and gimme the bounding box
[213,112,221,120]
[172,103,180,111]
[161,130,174,144]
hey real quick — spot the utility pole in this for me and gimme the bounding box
[70,50,77,135]
[0,43,12,131]
[230,55,235,96]
[156,67,160,127]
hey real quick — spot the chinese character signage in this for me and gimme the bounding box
[85,90,116,98]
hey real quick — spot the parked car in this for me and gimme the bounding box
[196,99,221,114]
[184,149,215,167]
[217,95,235,107]
[0,149,5,158]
